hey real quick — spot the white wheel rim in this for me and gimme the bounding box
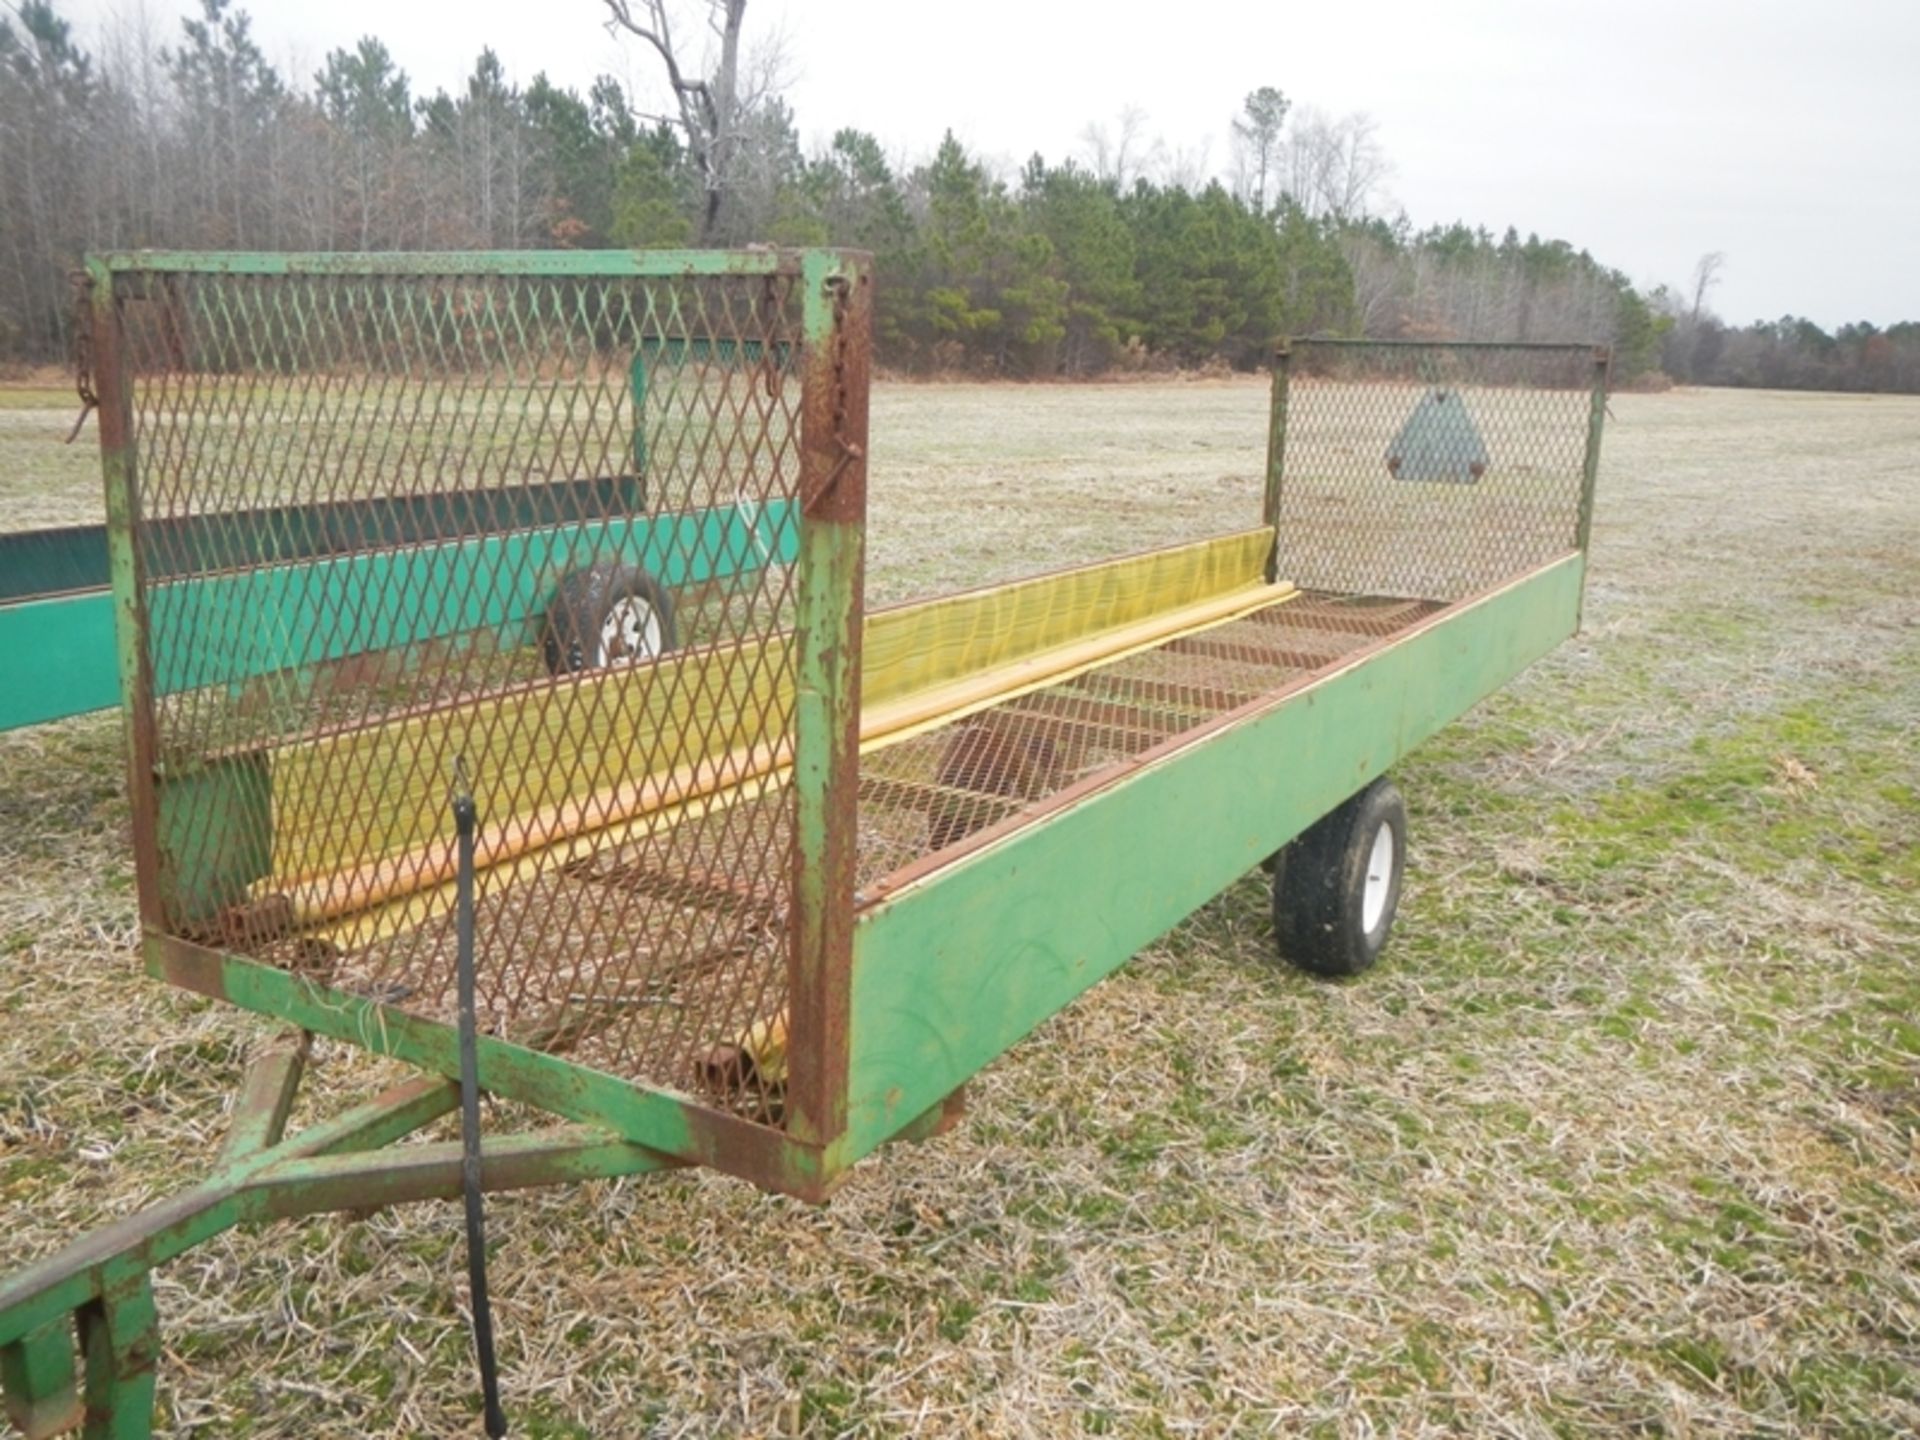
[1361,822,1396,935]
[599,597,663,663]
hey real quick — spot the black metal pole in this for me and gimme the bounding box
[453,762,508,1438]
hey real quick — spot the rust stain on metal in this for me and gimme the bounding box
[785,256,871,1154]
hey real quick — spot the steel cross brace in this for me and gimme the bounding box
[0,1031,675,1439]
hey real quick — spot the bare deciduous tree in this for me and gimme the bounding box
[1690,250,1726,322]
[1078,104,1156,190]
[601,0,748,241]
[1283,107,1390,223]
[1157,136,1214,193]
[1339,227,1408,334]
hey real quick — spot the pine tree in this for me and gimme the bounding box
[1021,160,1140,374]
[610,127,694,247]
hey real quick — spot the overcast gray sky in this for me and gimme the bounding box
[68,0,1920,327]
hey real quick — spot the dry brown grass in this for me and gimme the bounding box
[3,382,1919,1437]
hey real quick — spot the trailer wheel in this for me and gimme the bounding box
[1270,777,1406,977]
[542,562,678,674]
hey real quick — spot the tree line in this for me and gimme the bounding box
[2,0,1914,393]
[1654,281,1919,394]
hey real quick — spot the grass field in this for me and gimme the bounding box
[2,379,1917,1437]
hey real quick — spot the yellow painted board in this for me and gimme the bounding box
[308,578,1296,942]
[861,528,1274,710]
[313,770,785,952]
[264,528,1281,924]
[267,651,786,883]
[861,579,1290,747]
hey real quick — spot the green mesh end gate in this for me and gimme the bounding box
[85,250,868,1196]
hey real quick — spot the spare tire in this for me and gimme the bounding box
[541,561,678,674]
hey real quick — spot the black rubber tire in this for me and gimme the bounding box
[541,562,678,675]
[1270,777,1407,977]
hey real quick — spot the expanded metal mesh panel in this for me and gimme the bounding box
[112,260,811,1127]
[1277,341,1599,610]
[856,341,1602,887]
[855,591,1442,888]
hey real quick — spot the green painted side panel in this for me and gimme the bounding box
[0,502,794,724]
[0,476,648,603]
[150,503,794,692]
[154,755,271,926]
[0,524,103,599]
[0,592,118,728]
[149,502,793,692]
[838,554,1587,1168]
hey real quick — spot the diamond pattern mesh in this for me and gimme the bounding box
[1276,341,1600,602]
[852,592,1445,889]
[853,341,1602,888]
[114,262,808,1127]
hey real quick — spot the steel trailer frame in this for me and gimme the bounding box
[0,248,1608,1437]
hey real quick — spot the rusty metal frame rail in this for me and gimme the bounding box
[0,1032,674,1438]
